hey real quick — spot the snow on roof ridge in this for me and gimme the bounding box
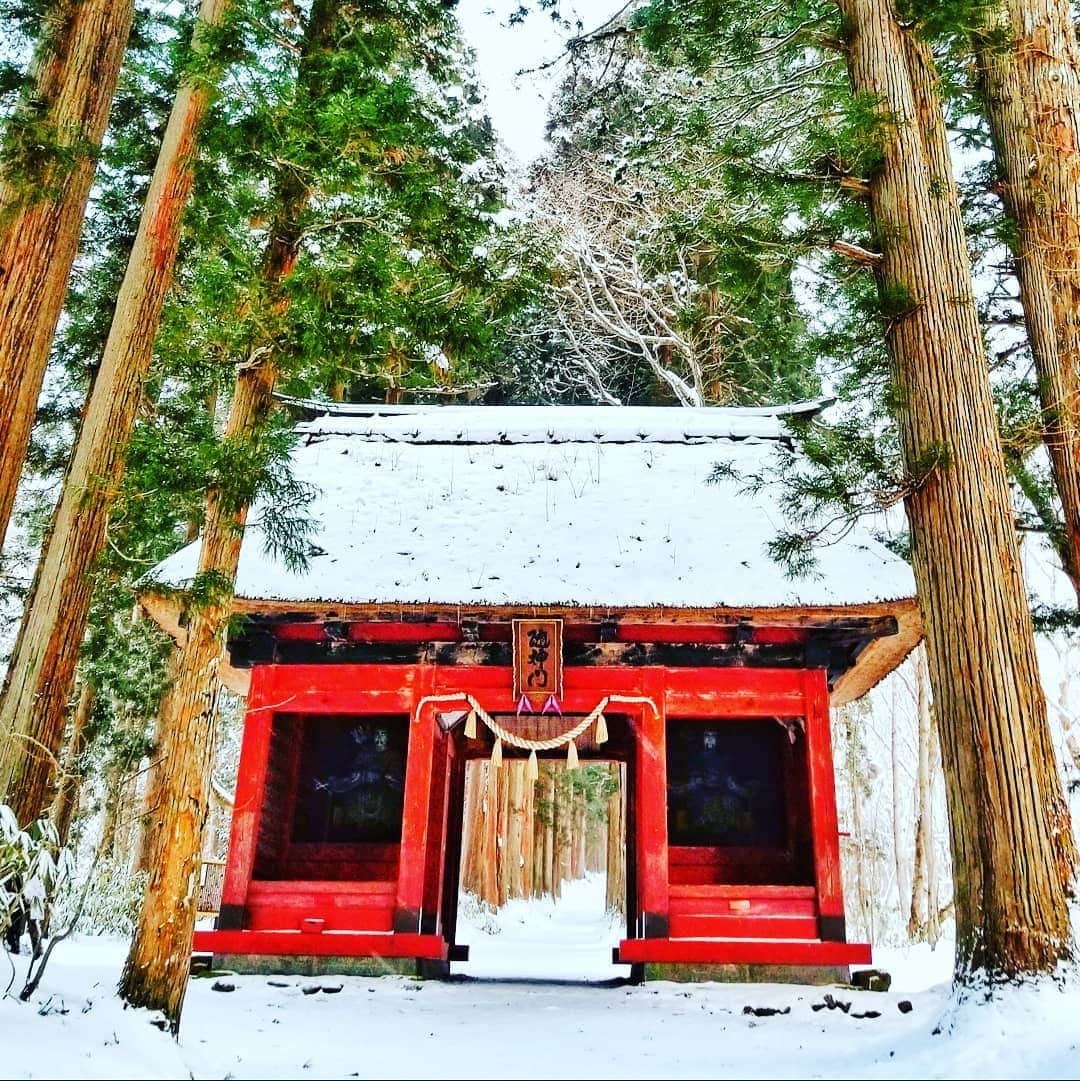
[283,398,835,446]
[277,394,835,418]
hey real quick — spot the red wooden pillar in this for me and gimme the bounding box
[440,736,467,951]
[421,729,452,936]
[803,668,846,941]
[394,665,437,933]
[635,671,670,937]
[218,664,277,930]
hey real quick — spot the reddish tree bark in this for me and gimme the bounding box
[119,0,336,1028]
[0,0,134,544]
[0,0,231,829]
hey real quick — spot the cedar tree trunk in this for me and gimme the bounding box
[0,0,133,544]
[120,0,334,1027]
[0,0,230,828]
[481,761,498,905]
[118,355,276,1027]
[973,0,1080,600]
[460,760,484,896]
[908,648,934,940]
[51,679,94,848]
[890,678,910,918]
[505,760,526,900]
[605,763,625,915]
[837,0,1075,980]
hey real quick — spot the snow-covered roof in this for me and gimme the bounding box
[148,402,915,611]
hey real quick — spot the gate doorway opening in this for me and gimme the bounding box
[448,716,632,981]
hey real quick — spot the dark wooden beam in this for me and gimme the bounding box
[226,634,877,689]
[224,615,897,696]
[230,614,898,646]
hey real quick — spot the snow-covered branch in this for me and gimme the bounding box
[535,161,733,406]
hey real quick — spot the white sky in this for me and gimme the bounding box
[456,1,628,164]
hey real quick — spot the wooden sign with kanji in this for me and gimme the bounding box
[512,618,564,703]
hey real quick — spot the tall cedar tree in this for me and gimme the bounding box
[0,0,233,827]
[968,0,1080,603]
[839,0,1074,977]
[0,0,133,547]
[44,9,235,857]
[4,11,204,857]
[118,0,335,1025]
[635,0,1075,979]
[122,0,527,1027]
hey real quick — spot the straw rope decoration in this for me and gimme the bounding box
[412,692,659,778]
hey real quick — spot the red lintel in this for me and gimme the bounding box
[428,664,807,717]
[256,663,421,715]
[249,662,806,715]
[353,623,462,643]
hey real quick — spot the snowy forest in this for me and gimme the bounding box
[0,0,1079,1077]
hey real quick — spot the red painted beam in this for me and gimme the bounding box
[351,623,462,643]
[247,664,421,714]
[667,914,820,939]
[427,665,808,718]
[192,930,449,960]
[615,937,872,966]
[272,623,327,641]
[616,624,734,644]
[668,884,817,898]
[232,661,808,720]
[663,668,805,718]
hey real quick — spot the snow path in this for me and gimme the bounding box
[1,882,1076,1080]
[452,874,624,981]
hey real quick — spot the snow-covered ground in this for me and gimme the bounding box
[452,874,624,981]
[2,876,1077,1080]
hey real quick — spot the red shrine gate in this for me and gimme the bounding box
[149,399,921,977]
[193,629,876,972]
